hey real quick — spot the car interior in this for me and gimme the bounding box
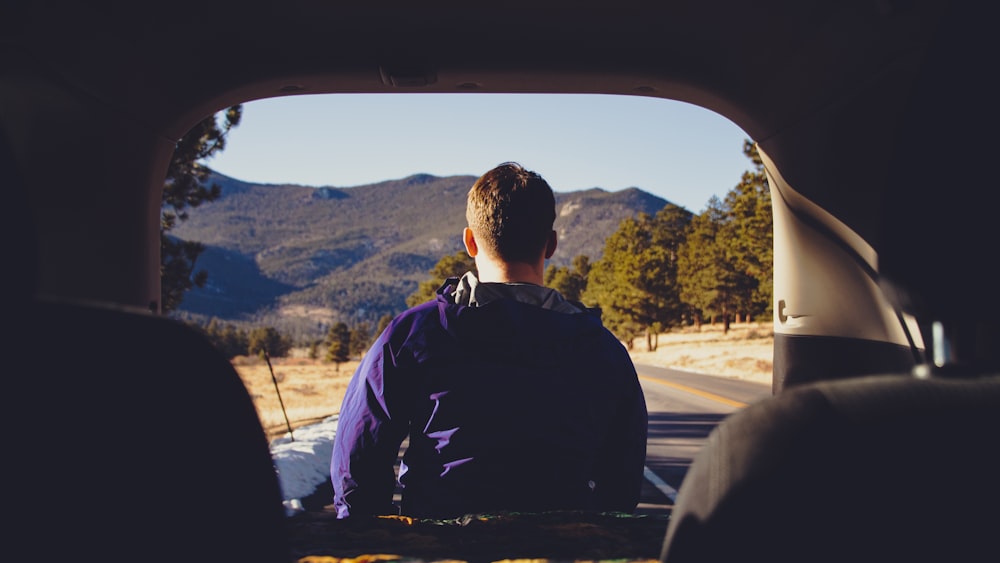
[4,0,998,561]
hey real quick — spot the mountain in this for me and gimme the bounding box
[170,171,674,339]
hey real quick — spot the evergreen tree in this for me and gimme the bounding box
[544,255,590,302]
[572,254,593,281]
[160,105,242,314]
[722,141,773,320]
[676,140,773,332]
[349,322,372,358]
[325,322,351,370]
[678,201,724,328]
[583,206,689,348]
[247,326,293,358]
[677,197,749,333]
[643,204,693,347]
[406,251,476,307]
[584,216,643,345]
[202,317,250,359]
[375,313,394,339]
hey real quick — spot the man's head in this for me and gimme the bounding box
[465,162,557,265]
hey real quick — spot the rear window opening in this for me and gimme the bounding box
[166,92,770,560]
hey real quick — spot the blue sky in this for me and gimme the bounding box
[206,93,753,214]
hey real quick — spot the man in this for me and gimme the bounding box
[330,162,648,519]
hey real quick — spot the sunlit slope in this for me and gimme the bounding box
[171,171,671,333]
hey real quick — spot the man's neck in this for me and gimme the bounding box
[475,258,545,285]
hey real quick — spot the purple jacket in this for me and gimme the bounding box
[330,276,648,519]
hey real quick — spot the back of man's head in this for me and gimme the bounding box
[466,162,556,264]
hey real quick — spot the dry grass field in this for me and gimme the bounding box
[234,322,773,441]
[233,355,359,440]
[627,321,774,385]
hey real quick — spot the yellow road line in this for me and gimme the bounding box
[638,374,747,408]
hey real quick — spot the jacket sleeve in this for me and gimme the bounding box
[594,350,649,512]
[330,330,409,519]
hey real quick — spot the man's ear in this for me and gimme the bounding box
[463,227,479,257]
[544,229,557,259]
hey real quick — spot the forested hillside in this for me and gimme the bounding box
[170,171,670,339]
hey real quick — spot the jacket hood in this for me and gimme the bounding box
[431,272,609,363]
[442,271,586,314]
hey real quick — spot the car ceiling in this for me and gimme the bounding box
[0,0,979,310]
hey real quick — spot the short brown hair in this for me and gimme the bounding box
[466,162,556,263]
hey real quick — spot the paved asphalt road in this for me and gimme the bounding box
[633,363,772,516]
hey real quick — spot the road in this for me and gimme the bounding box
[633,364,772,515]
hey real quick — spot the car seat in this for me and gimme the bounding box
[2,135,290,562]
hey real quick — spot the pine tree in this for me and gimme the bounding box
[349,322,372,358]
[375,313,394,339]
[722,140,773,320]
[325,322,351,370]
[160,105,242,313]
[677,197,749,333]
[642,204,693,348]
[247,326,293,358]
[678,140,774,331]
[584,215,644,345]
[583,207,689,348]
[406,251,476,307]
[675,140,772,332]
[202,318,250,359]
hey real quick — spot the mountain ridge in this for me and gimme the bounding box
[170,170,678,339]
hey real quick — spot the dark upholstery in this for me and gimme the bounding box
[4,116,288,560]
[6,298,290,562]
[660,374,1000,562]
[663,3,1000,561]
[1,132,37,308]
